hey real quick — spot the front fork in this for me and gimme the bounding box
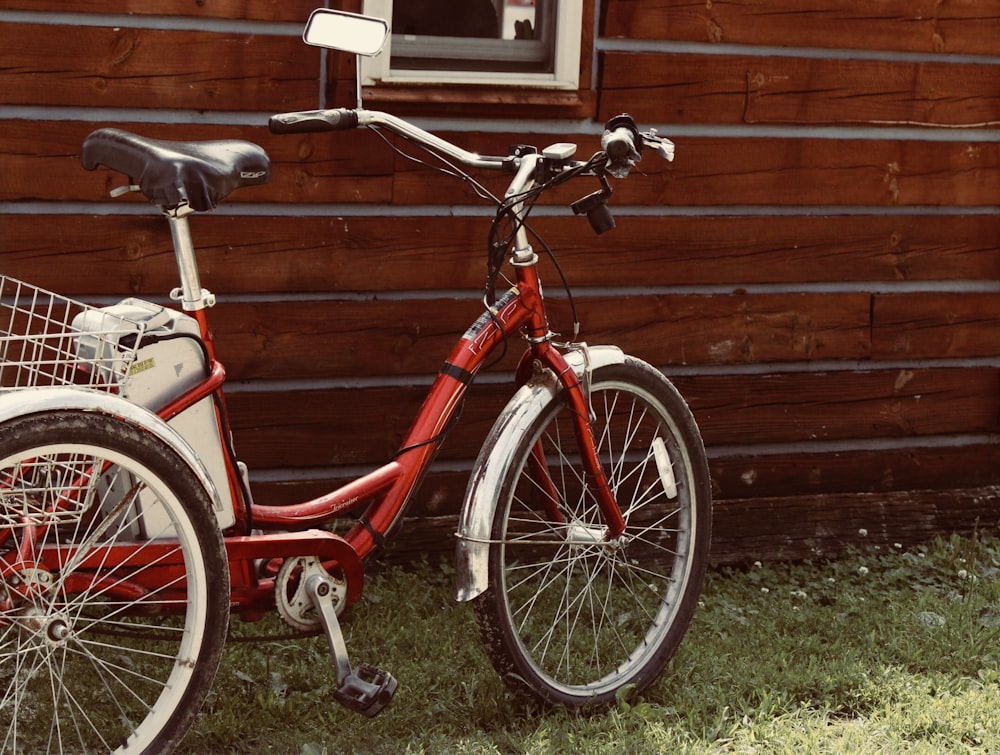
[516,341,627,539]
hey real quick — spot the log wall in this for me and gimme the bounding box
[1,0,998,564]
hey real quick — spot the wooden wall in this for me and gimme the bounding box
[1,0,998,564]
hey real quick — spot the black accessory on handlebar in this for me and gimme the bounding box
[571,173,615,235]
[269,108,360,134]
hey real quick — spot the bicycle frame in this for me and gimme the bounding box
[176,230,623,544]
[118,137,627,620]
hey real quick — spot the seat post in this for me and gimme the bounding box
[165,204,216,312]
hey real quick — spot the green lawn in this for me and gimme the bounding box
[181,532,1000,753]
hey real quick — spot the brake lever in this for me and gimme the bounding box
[641,129,675,162]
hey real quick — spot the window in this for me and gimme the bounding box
[361,0,583,89]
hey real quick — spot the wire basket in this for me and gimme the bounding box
[0,275,146,394]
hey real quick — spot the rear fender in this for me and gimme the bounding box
[0,387,222,511]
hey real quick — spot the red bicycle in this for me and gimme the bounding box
[0,9,711,753]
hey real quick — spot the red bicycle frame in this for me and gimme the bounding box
[177,255,624,587]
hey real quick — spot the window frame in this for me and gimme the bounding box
[360,0,584,91]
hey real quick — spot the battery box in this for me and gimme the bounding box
[73,298,237,531]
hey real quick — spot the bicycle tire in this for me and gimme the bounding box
[0,410,229,754]
[473,358,711,709]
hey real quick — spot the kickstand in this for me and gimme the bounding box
[304,573,398,717]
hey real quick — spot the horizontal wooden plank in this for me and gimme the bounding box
[874,292,1000,359]
[0,0,324,20]
[4,121,999,208]
[645,137,1000,208]
[603,0,1000,57]
[0,120,393,204]
[200,291,870,380]
[708,486,1000,564]
[391,133,1000,208]
[0,23,319,112]
[708,444,1000,501]
[246,444,1000,512]
[680,367,1000,445]
[582,291,872,365]
[211,298,488,381]
[224,367,1000,467]
[227,383,504,469]
[3,214,999,296]
[599,51,1000,128]
[0,214,484,296]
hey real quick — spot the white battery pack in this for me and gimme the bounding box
[74,299,237,531]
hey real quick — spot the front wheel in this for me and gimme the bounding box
[0,410,230,753]
[473,359,711,709]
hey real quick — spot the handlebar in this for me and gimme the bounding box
[268,108,673,178]
[269,108,360,133]
[268,107,674,237]
[270,107,507,172]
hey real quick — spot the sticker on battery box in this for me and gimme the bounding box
[129,358,155,376]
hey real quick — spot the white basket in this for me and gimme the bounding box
[0,275,146,393]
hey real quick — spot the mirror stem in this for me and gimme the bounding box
[356,57,363,109]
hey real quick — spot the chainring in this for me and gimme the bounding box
[274,555,348,632]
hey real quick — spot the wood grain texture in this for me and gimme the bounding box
[874,293,1000,359]
[222,367,1000,468]
[603,0,1000,56]
[708,486,1000,563]
[678,367,1000,444]
[4,214,998,295]
[600,51,1000,128]
[246,445,1000,509]
[0,23,320,112]
[188,291,870,380]
[710,445,1000,501]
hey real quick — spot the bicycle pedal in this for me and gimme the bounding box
[333,662,398,717]
[304,572,397,716]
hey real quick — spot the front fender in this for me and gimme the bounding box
[454,345,625,602]
[0,387,222,512]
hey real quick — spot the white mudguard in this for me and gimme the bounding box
[454,345,625,602]
[0,386,222,513]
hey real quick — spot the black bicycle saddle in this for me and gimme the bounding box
[81,128,271,212]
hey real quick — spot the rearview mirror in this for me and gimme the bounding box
[302,9,389,57]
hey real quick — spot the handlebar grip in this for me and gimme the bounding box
[268,108,359,134]
[601,115,642,179]
[604,128,638,163]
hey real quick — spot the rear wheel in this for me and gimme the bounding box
[0,410,229,753]
[474,359,711,709]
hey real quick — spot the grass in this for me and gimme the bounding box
[179,532,1000,753]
